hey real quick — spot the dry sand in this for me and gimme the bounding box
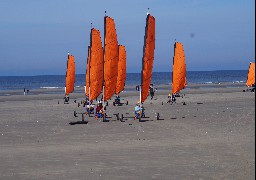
[0,84,255,179]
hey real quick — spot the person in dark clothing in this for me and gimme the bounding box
[149,84,155,100]
[114,95,121,104]
[64,95,69,103]
[95,102,104,119]
[136,85,140,91]
[171,94,176,103]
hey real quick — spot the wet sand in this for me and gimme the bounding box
[0,83,255,179]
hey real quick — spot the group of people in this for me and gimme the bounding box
[81,94,124,120]
[83,98,105,119]
[167,93,176,104]
[23,88,29,95]
[83,93,176,121]
[70,83,178,120]
[83,96,144,120]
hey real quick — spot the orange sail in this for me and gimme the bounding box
[85,28,103,100]
[103,16,119,102]
[141,14,155,103]
[65,54,75,95]
[172,42,187,94]
[115,45,126,95]
[246,62,255,87]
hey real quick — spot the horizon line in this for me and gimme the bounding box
[0,70,248,77]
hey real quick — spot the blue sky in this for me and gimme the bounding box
[0,0,255,76]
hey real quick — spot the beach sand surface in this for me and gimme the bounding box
[0,84,255,179]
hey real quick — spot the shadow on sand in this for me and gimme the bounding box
[69,121,88,125]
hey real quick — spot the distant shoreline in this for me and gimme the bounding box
[0,70,248,91]
[0,70,248,77]
[0,82,248,98]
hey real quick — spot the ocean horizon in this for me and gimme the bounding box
[0,70,248,91]
[0,69,248,77]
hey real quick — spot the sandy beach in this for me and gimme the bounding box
[0,83,255,179]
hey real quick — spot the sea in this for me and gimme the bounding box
[0,70,248,91]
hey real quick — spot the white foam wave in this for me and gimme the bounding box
[233,81,245,83]
[40,87,62,89]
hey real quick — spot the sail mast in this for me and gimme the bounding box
[85,45,91,98]
[65,52,69,95]
[89,23,92,102]
[103,11,106,106]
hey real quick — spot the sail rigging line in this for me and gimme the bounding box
[102,15,106,107]
[86,22,93,103]
[88,46,91,104]
[85,23,93,101]
[85,46,90,98]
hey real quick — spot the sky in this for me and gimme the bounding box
[0,0,255,76]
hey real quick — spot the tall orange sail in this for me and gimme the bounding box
[103,16,119,102]
[85,28,103,100]
[115,45,126,95]
[246,62,255,87]
[65,53,75,95]
[172,42,187,94]
[141,14,155,103]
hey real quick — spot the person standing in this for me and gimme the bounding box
[149,84,155,100]
[23,88,26,95]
